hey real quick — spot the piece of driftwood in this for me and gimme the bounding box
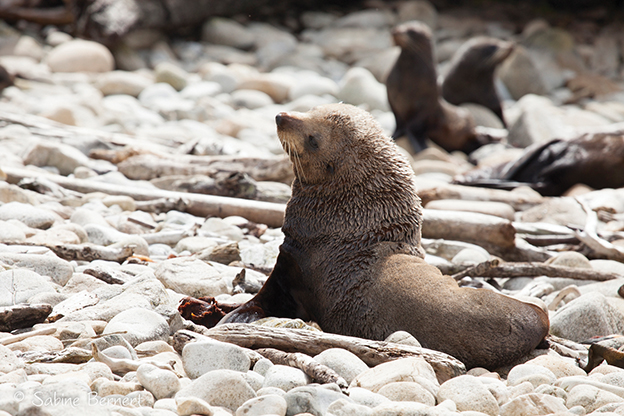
[574,198,624,262]
[583,343,624,373]
[45,243,135,263]
[256,348,348,392]
[451,260,622,282]
[0,327,57,346]
[4,166,287,227]
[197,324,466,383]
[48,291,99,322]
[118,154,293,184]
[83,266,132,284]
[418,183,543,211]
[422,209,516,249]
[0,303,52,332]
[18,347,93,364]
[91,343,175,374]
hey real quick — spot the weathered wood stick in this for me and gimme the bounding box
[199,324,466,383]
[0,303,52,332]
[418,183,544,211]
[4,166,287,227]
[256,348,349,392]
[422,209,516,249]
[452,261,622,282]
[0,327,57,346]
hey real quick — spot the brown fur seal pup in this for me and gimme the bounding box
[441,37,514,126]
[221,103,549,369]
[454,132,624,196]
[386,21,493,154]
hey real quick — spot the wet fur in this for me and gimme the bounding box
[221,103,549,369]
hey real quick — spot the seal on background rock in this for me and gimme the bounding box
[454,132,624,196]
[386,21,494,155]
[221,103,549,370]
[441,37,514,126]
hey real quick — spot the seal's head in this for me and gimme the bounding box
[391,21,433,50]
[276,103,409,186]
[451,37,514,73]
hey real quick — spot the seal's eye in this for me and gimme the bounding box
[308,135,318,149]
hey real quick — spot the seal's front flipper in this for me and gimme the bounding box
[219,249,305,325]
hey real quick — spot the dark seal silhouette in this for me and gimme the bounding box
[386,21,494,154]
[221,103,549,370]
[454,132,624,196]
[441,37,514,126]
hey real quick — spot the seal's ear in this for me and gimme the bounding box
[326,162,335,174]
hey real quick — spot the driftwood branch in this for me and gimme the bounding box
[422,209,516,249]
[0,303,52,332]
[4,166,287,228]
[0,327,57,346]
[451,261,622,282]
[574,198,624,262]
[18,347,92,364]
[189,324,466,383]
[418,183,543,211]
[256,348,348,392]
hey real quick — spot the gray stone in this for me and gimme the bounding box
[231,89,274,109]
[176,369,257,412]
[347,387,390,408]
[283,385,350,416]
[498,46,548,100]
[182,339,251,379]
[507,364,557,388]
[0,220,26,242]
[0,344,23,373]
[136,363,181,399]
[0,269,56,306]
[550,292,624,342]
[253,358,274,376]
[350,357,438,394]
[175,396,217,416]
[46,39,114,73]
[202,18,255,50]
[397,0,438,28]
[518,196,587,228]
[263,365,308,392]
[0,252,73,286]
[327,398,373,416]
[0,202,58,229]
[384,331,422,348]
[95,70,154,97]
[369,401,429,416]
[566,384,624,414]
[154,257,229,298]
[235,394,287,416]
[338,67,389,111]
[288,74,339,101]
[154,62,189,91]
[314,348,369,384]
[500,393,568,416]
[437,375,499,416]
[103,307,169,347]
[377,382,436,405]
[545,251,591,269]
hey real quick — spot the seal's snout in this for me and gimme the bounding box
[276,112,286,127]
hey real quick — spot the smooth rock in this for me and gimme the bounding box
[0,220,26,242]
[7,335,63,353]
[500,393,568,416]
[0,252,73,286]
[424,199,515,221]
[369,401,429,416]
[350,357,438,393]
[95,70,154,97]
[176,369,256,412]
[231,89,274,109]
[283,385,349,416]
[136,363,181,400]
[182,339,251,379]
[545,252,591,269]
[347,387,391,408]
[202,17,255,50]
[103,307,169,347]
[175,395,217,416]
[0,202,58,229]
[377,382,436,406]
[0,269,56,306]
[524,355,586,378]
[154,257,228,297]
[0,345,22,373]
[235,394,287,416]
[550,292,624,342]
[337,67,389,111]
[384,331,422,348]
[327,398,373,416]
[154,62,189,91]
[313,348,369,384]
[263,365,308,392]
[507,364,558,388]
[46,39,114,73]
[566,384,624,413]
[498,46,548,100]
[437,375,499,416]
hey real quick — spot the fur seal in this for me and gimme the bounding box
[441,37,514,126]
[386,21,493,154]
[221,103,549,370]
[454,132,624,196]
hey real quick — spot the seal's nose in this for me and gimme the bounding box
[275,112,286,127]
